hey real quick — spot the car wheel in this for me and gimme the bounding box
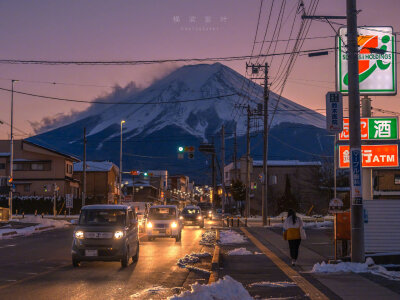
[175,231,181,242]
[121,245,130,268]
[132,242,139,263]
[72,258,80,268]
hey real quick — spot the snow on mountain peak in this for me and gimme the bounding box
[58,63,324,143]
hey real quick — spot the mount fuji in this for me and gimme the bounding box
[29,63,333,183]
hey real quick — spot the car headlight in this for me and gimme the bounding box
[179,216,183,220]
[208,210,212,214]
[74,230,84,239]
[171,221,178,228]
[147,222,153,229]
[197,216,202,220]
[114,231,124,239]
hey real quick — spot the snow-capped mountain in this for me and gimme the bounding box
[29,63,332,183]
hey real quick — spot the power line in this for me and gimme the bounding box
[0,47,336,66]
[0,87,237,105]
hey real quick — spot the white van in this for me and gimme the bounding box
[146,205,182,242]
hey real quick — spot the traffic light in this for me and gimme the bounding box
[143,172,148,177]
[7,177,12,186]
[188,152,194,159]
[44,185,48,192]
[178,146,184,152]
[130,170,140,176]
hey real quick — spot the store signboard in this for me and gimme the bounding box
[339,144,399,168]
[337,26,396,95]
[339,117,398,140]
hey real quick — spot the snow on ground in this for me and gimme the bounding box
[130,286,181,298]
[219,230,247,245]
[228,248,253,255]
[249,281,297,288]
[199,230,216,246]
[177,252,211,268]
[303,221,333,229]
[0,216,70,239]
[168,275,252,300]
[311,257,400,281]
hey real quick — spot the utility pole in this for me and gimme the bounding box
[119,120,125,204]
[211,137,217,205]
[82,127,87,208]
[246,105,251,217]
[347,0,365,262]
[9,80,17,220]
[262,63,269,226]
[334,133,337,199]
[361,96,373,200]
[233,125,238,181]
[221,125,226,214]
[302,0,364,262]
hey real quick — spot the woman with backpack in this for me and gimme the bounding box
[283,209,306,266]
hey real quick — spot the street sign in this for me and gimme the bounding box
[339,144,399,168]
[337,26,397,95]
[350,148,363,205]
[339,117,398,140]
[66,194,73,209]
[326,92,343,133]
[329,198,344,213]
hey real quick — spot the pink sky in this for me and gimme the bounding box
[0,0,399,139]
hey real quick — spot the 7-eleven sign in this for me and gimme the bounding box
[337,26,396,95]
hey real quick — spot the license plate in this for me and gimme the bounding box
[85,250,98,257]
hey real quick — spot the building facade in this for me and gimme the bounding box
[73,161,119,204]
[0,140,80,198]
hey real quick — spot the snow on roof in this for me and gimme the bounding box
[0,152,10,157]
[74,161,117,172]
[253,160,322,167]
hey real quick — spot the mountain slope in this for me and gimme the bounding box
[29,63,332,183]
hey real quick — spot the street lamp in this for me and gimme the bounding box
[9,79,17,220]
[119,120,125,204]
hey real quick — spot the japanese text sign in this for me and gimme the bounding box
[326,92,343,133]
[339,145,399,168]
[337,26,397,95]
[339,117,398,140]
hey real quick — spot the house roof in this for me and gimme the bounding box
[23,140,80,162]
[74,161,117,172]
[82,204,129,210]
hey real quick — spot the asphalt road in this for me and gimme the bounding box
[0,220,218,300]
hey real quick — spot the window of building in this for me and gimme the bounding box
[13,162,51,171]
[67,164,73,174]
[23,184,30,192]
[395,175,400,185]
[0,163,5,170]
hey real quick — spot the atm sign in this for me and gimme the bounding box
[339,145,399,168]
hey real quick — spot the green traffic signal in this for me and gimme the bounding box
[178,146,184,152]
[144,172,148,176]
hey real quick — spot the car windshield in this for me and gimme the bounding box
[148,207,176,220]
[183,208,200,214]
[79,209,126,226]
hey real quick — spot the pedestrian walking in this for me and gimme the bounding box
[283,209,306,266]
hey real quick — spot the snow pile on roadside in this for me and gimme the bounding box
[185,265,211,274]
[249,281,297,288]
[304,221,333,229]
[0,216,70,239]
[228,248,252,255]
[219,230,247,245]
[177,252,211,267]
[199,230,216,246]
[168,275,252,300]
[312,257,400,281]
[130,285,178,298]
[18,216,69,228]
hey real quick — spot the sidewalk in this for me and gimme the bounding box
[217,227,400,300]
